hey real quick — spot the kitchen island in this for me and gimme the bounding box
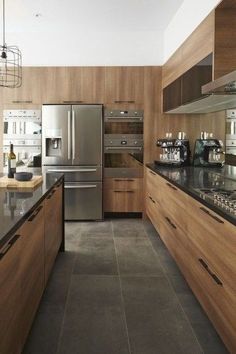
[0,172,64,354]
[145,163,236,353]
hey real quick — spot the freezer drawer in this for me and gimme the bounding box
[64,182,103,220]
[43,165,102,182]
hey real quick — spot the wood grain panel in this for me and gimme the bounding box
[44,185,63,285]
[105,66,144,104]
[19,204,45,347]
[162,12,215,88]
[214,8,236,78]
[0,234,21,354]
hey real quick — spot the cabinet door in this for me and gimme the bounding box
[43,67,70,104]
[105,67,144,104]
[80,67,105,103]
[19,203,45,346]
[3,67,44,105]
[44,184,63,284]
[163,77,182,112]
[0,234,21,354]
[104,178,143,212]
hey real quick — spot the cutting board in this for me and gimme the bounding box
[0,175,43,189]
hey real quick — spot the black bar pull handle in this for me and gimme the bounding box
[28,205,43,222]
[166,182,177,191]
[149,170,156,176]
[148,196,156,204]
[198,258,223,286]
[47,189,56,200]
[0,234,20,260]
[199,207,224,224]
[165,216,177,229]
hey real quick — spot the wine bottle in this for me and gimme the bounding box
[8,143,16,178]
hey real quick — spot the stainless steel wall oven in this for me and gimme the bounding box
[104,109,143,177]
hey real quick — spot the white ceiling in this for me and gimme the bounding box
[0,0,209,66]
[5,0,184,32]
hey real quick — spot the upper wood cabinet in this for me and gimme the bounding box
[105,67,144,104]
[163,54,213,112]
[3,67,44,105]
[162,3,236,89]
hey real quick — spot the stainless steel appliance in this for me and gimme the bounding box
[3,110,41,170]
[104,109,143,178]
[194,188,236,216]
[193,137,225,167]
[42,104,103,220]
[155,135,191,166]
[226,109,236,155]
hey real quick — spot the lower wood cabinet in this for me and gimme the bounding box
[44,184,63,284]
[0,234,21,354]
[104,177,143,212]
[19,204,45,347]
[0,180,63,354]
[145,166,236,353]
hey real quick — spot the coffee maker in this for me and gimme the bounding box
[193,134,225,167]
[155,133,191,166]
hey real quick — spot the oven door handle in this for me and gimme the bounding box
[65,184,97,189]
[105,146,142,151]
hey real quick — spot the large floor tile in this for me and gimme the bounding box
[73,237,118,275]
[58,275,130,354]
[114,237,163,276]
[23,309,64,354]
[80,220,113,233]
[112,218,145,233]
[121,276,202,354]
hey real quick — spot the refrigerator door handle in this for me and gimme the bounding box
[68,111,71,160]
[47,168,97,173]
[72,110,76,160]
[65,184,97,189]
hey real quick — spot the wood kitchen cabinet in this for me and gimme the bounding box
[145,166,236,353]
[0,234,21,354]
[0,178,64,354]
[19,203,45,347]
[105,67,144,105]
[44,183,63,285]
[104,177,143,212]
[3,67,44,105]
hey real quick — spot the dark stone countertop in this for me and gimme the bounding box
[0,171,64,249]
[146,163,236,226]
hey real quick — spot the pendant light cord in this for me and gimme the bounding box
[2,0,5,46]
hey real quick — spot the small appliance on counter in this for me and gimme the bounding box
[193,132,225,167]
[155,132,191,167]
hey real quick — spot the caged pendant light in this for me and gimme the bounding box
[0,0,22,88]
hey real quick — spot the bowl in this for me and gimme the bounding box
[14,172,33,182]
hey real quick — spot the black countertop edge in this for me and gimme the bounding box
[0,175,64,250]
[146,164,236,226]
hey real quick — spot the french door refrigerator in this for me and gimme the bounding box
[42,104,103,220]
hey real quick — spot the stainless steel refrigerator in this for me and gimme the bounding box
[42,104,103,220]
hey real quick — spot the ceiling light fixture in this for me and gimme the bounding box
[0,0,22,88]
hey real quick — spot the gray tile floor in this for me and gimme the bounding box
[23,219,228,354]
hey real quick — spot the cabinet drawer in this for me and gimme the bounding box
[45,185,63,284]
[104,177,143,190]
[186,196,236,292]
[104,189,143,212]
[19,204,45,346]
[146,193,162,232]
[0,234,21,354]
[177,238,236,354]
[146,167,188,232]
